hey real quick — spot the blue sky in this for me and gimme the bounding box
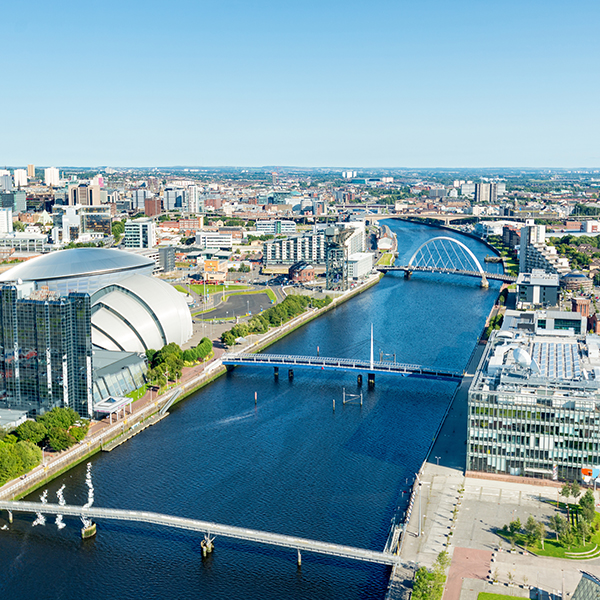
[3,0,599,167]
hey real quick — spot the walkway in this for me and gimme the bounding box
[0,501,403,567]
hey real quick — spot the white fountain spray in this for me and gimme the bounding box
[55,485,66,530]
[32,490,48,527]
[80,463,94,528]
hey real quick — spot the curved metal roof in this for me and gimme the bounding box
[91,274,192,352]
[0,248,154,283]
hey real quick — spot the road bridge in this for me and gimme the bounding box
[0,500,403,567]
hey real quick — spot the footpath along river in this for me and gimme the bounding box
[0,220,502,600]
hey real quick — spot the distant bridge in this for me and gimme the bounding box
[222,353,463,383]
[0,500,403,567]
[376,236,516,286]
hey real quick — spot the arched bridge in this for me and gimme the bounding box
[377,236,516,286]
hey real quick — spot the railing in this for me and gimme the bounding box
[223,353,463,380]
[0,500,403,567]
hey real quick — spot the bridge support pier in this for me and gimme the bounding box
[357,374,362,386]
[7,510,12,524]
[226,365,235,372]
[201,534,215,557]
[81,522,97,539]
[288,369,294,381]
[404,270,412,279]
[480,275,489,289]
[297,549,302,568]
[368,373,375,388]
[274,367,279,379]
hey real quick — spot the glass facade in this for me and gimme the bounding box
[0,286,93,418]
[467,313,600,481]
[572,572,600,600]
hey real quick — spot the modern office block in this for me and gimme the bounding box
[124,218,156,248]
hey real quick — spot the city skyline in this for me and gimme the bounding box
[3,0,600,168]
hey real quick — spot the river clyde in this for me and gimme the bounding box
[0,221,502,600]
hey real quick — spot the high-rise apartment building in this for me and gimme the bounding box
[124,218,156,248]
[45,167,60,187]
[144,197,162,217]
[0,174,12,192]
[0,285,93,418]
[27,165,35,178]
[132,189,149,210]
[13,169,27,188]
[475,182,497,203]
[0,208,13,234]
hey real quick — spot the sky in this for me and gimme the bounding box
[3,0,599,168]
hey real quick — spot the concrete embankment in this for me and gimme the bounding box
[0,273,384,499]
[384,292,502,600]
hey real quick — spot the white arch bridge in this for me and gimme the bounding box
[376,236,516,287]
[0,500,404,567]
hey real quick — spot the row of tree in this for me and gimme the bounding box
[221,294,332,347]
[412,551,450,600]
[502,486,598,551]
[0,407,91,485]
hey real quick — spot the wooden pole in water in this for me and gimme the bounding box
[255,391,257,405]
[333,398,335,411]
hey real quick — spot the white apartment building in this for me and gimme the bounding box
[44,167,61,187]
[0,208,13,234]
[13,169,27,188]
[255,220,297,235]
[348,252,373,279]
[264,231,326,265]
[195,231,233,249]
[124,218,156,249]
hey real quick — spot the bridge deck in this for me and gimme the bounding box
[0,501,401,567]
[222,353,462,382]
[377,265,516,282]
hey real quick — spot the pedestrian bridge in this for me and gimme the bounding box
[376,236,516,285]
[0,500,403,567]
[222,353,463,383]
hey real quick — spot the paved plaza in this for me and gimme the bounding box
[399,463,600,600]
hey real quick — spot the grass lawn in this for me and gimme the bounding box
[190,284,248,295]
[499,511,600,559]
[376,253,394,266]
[174,285,189,294]
[478,593,521,600]
[126,384,147,401]
[266,287,277,302]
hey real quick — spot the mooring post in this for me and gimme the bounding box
[297,549,301,568]
[343,388,346,404]
[255,391,257,405]
[274,366,279,379]
[8,510,12,524]
[357,374,362,386]
[368,373,375,388]
[360,393,363,406]
[333,398,335,411]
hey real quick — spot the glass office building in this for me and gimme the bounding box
[0,285,93,418]
[467,309,600,481]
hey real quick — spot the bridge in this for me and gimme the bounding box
[222,353,463,384]
[0,500,403,567]
[376,236,517,286]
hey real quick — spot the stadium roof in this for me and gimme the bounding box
[0,248,153,283]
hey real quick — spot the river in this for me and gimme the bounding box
[0,221,502,600]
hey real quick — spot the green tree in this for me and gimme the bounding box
[14,420,47,445]
[579,489,596,524]
[11,440,42,472]
[537,521,546,550]
[0,443,23,485]
[509,518,522,537]
[561,483,572,520]
[525,515,539,546]
[38,407,79,430]
[47,426,75,452]
[577,520,591,546]
[549,514,567,540]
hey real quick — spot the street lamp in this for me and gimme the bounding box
[435,456,441,465]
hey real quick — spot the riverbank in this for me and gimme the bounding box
[0,272,384,500]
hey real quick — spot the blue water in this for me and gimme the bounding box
[0,221,500,600]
